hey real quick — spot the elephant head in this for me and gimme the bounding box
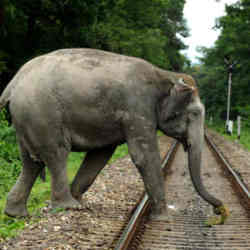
[157,74,223,212]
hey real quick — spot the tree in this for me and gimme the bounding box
[0,0,189,93]
[190,0,250,120]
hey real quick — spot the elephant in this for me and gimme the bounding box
[0,48,224,219]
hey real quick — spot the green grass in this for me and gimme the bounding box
[110,143,129,162]
[206,119,250,150]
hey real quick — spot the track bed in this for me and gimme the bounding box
[135,143,250,250]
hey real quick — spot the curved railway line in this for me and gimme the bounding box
[114,134,250,250]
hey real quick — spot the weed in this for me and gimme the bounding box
[49,207,66,214]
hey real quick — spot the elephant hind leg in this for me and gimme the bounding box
[71,145,116,201]
[5,144,45,217]
[45,149,81,209]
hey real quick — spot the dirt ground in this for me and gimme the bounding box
[0,131,249,250]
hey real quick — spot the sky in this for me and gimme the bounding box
[182,0,238,63]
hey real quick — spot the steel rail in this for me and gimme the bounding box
[114,134,250,250]
[114,141,179,250]
[205,133,250,214]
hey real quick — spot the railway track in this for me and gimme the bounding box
[114,135,250,250]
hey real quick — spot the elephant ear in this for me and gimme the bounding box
[161,79,194,122]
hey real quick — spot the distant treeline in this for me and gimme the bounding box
[187,0,250,122]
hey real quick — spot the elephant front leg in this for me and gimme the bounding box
[71,145,116,202]
[126,127,167,218]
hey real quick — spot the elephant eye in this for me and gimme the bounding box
[188,110,201,121]
[169,111,180,120]
[192,110,200,117]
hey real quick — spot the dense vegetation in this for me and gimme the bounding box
[0,0,189,93]
[187,0,250,127]
[0,0,190,239]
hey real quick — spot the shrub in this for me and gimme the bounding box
[0,110,21,196]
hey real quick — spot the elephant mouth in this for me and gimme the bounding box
[175,137,189,151]
[166,131,189,151]
[182,139,190,151]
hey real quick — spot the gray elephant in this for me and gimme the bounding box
[0,49,224,220]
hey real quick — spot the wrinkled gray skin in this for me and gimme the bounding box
[0,49,223,218]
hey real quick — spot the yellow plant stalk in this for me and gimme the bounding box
[205,205,230,226]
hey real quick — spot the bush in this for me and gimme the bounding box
[0,110,21,196]
[206,117,250,150]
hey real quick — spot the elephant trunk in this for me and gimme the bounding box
[187,117,222,209]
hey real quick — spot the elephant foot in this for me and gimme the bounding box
[71,191,83,203]
[4,204,29,218]
[73,195,83,204]
[51,196,82,210]
[149,205,173,222]
[149,212,172,222]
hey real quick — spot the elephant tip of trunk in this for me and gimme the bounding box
[204,204,230,226]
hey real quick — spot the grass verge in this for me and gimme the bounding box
[207,119,250,150]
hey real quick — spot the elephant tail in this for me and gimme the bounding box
[0,82,12,111]
[0,84,47,182]
[40,168,46,182]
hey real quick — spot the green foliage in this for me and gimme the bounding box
[187,1,250,121]
[207,118,250,150]
[0,216,26,239]
[49,207,66,214]
[0,0,189,94]
[110,144,129,163]
[0,110,20,195]
[0,110,24,239]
